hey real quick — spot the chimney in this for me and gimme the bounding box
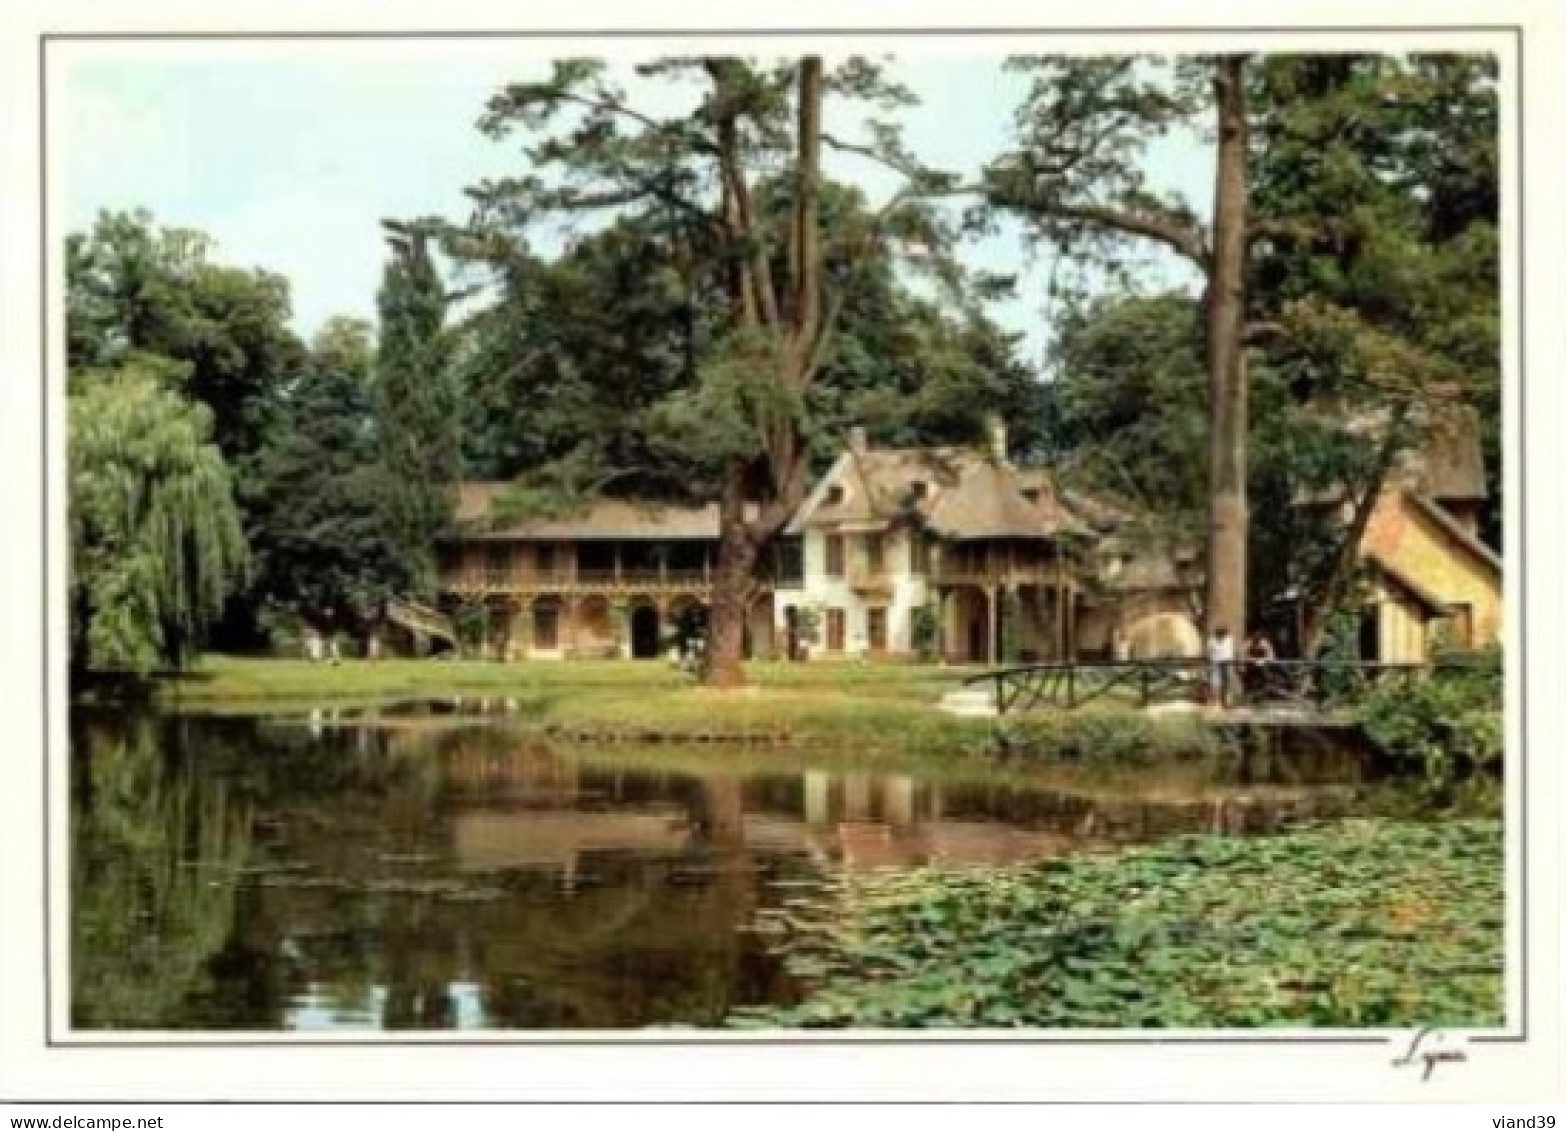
[848,426,868,456]
[985,413,1009,464]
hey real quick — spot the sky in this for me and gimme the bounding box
[60,42,1213,369]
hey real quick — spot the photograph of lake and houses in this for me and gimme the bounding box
[62,44,1506,1034]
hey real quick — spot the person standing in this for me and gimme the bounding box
[1242,631,1277,700]
[1206,626,1236,707]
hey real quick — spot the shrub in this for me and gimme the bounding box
[995,708,1236,768]
[910,605,939,662]
[1359,650,1502,785]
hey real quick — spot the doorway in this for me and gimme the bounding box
[1358,607,1381,662]
[866,607,888,655]
[630,604,661,659]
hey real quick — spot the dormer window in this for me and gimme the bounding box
[910,481,929,503]
[826,484,846,506]
[1021,487,1041,503]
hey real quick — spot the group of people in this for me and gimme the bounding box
[1204,626,1278,708]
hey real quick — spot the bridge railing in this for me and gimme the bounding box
[963,657,1484,715]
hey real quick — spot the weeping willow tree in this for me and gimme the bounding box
[71,715,253,1028]
[69,363,250,674]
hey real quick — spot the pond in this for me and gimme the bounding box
[70,704,1420,1032]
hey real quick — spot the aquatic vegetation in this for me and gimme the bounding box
[730,819,1503,1029]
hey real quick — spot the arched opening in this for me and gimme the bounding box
[531,597,562,652]
[629,603,661,660]
[577,596,615,658]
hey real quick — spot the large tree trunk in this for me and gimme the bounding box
[704,57,824,689]
[1204,55,1250,641]
[1298,409,1414,657]
[707,461,759,688]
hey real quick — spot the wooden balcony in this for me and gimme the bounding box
[441,567,718,598]
[932,561,1068,589]
[847,564,895,595]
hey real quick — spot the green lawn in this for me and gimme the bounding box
[158,655,963,704]
[118,656,1245,763]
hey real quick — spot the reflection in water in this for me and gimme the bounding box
[71,710,1389,1031]
[70,715,252,1029]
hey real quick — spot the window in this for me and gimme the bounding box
[826,483,846,506]
[825,534,845,578]
[866,607,888,653]
[909,534,930,576]
[910,481,929,503]
[535,544,556,577]
[772,537,805,587]
[826,608,846,652]
[864,533,884,575]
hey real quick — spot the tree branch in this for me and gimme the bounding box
[989,191,1211,271]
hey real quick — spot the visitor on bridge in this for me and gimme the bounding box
[1242,631,1278,701]
[1206,626,1236,708]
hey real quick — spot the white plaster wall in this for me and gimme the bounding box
[774,527,933,657]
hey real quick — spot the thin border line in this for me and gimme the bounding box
[38,26,1529,40]
[40,29,52,1048]
[41,24,1528,1055]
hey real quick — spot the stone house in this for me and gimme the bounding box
[773,422,1094,663]
[437,487,787,660]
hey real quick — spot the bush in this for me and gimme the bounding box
[1359,650,1502,785]
[910,605,939,662]
[995,708,1236,768]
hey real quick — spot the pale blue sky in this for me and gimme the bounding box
[61,44,1211,367]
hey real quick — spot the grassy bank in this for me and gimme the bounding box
[145,656,956,708]
[121,656,1250,762]
[729,818,1503,1028]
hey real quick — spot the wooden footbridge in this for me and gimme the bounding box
[962,657,1478,718]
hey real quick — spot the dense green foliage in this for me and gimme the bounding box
[68,210,306,466]
[997,708,1236,770]
[731,819,1502,1028]
[372,228,460,592]
[1359,649,1503,786]
[69,366,250,673]
[452,182,1046,506]
[249,317,415,635]
[67,213,429,658]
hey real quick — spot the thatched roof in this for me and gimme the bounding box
[448,483,732,541]
[1295,404,1488,506]
[925,460,1088,541]
[1093,534,1201,594]
[788,444,1090,541]
[1407,406,1487,502]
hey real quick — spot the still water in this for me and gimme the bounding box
[70,705,1390,1031]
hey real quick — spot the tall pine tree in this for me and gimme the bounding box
[372,225,459,596]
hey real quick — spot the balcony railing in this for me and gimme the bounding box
[847,564,895,592]
[441,567,716,593]
[932,561,1068,587]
